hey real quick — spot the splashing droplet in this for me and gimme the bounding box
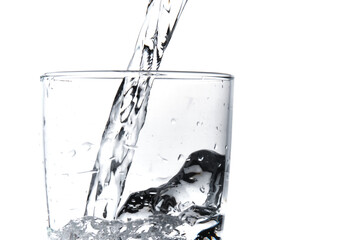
[177,154,185,161]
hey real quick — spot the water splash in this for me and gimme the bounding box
[51,150,225,240]
[85,0,189,219]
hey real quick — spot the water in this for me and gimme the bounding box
[85,0,189,219]
[49,0,228,239]
[50,150,225,240]
[49,214,222,240]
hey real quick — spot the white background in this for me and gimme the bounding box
[1,0,360,239]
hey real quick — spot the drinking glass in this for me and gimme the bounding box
[41,70,234,239]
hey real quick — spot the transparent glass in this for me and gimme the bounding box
[41,70,234,240]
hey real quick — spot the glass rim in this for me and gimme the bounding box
[41,70,234,81]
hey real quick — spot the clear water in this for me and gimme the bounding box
[49,0,227,239]
[50,150,225,240]
[85,0,189,219]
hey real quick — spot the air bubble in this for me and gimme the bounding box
[164,223,173,232]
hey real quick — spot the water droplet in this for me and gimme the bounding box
[171,118,176,124]
[225,145,228,150]
[216,126,219,131]
[196,121,203,126]
[177,154,185,161]
[198,156,204,162]
[158,155,169,162]
[214,143,217,150]
[82,142,94,151]
[200,186,205,193]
